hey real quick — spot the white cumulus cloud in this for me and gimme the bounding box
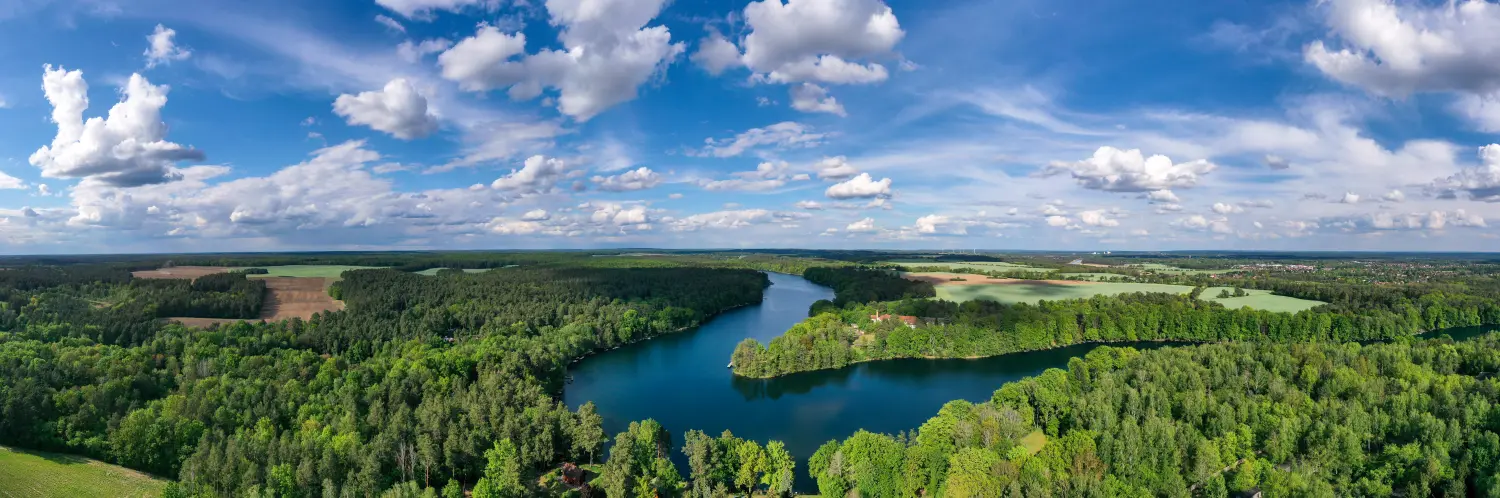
[438,0,685,121]
[29,66,204,187]
[1211,202,1244,214]
[333,78,440,140]
[491,155,568,193]
[846,217,878,232]
[592,167,662,192]
[815,156,859,180]
[825,173,891,199]
[144,25,191,68]
[1043,146,1216,192]
[741,0,904,84]
[789,83,846,116]
[691,32,743,75]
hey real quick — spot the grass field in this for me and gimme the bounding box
[935,280,1197,304]
[1200,287,1325,312]
[0,445,167,498]
[915,273,1327,312]
[238,265,385,279]
[1123,263,1240,275]
[1057,272,1131,281]
[881,260,1056,272]
[1019,430,1048,456]
[414,268,493,276]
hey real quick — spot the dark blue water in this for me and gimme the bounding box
[564,272,1500,491]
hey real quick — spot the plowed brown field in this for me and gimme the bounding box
[134,268,344,326]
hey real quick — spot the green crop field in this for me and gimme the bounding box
[935,281,1196,304]
[881,260,1056,272]
[414,268,494,276]
[1057,272,1131,281]
[929,277,1327,312]
[0,445,167,498]
[1200,287,1326,312]
[238,265,386,279]
[1123,263,1240,275]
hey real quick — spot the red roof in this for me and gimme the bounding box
[898,316,918,325]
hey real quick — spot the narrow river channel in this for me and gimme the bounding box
[564,272,1499,492]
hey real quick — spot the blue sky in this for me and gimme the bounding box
[3,0,1500,253]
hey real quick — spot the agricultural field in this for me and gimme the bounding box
[130,266,233,280]
[1123,263,1240,275]
[1200,286,1326,313]
[880,260,1056,272]
[906,272,1326,311]
[933,279,1196,304]
[414,267,494,276]
[0,445,166,498]
[238,265,384,279]
[1057,272,1131,281]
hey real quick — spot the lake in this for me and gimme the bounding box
[564,273,1170,490]
[564,272,1499,491]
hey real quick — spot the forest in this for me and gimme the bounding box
[806,336,1500,497]
[0,258,782,497]
[5,251,1500,497]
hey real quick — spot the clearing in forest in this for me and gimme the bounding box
[880,260,1056,272]
[134,266,347,326]
[129,266,234,280]
[1122,263,1240,275]
[169,277,344,327]
[906,272,1326,312]
[238,265,383,279]
[1199,286,1325,313]
[414,268,494,275]
[0,445,166,498]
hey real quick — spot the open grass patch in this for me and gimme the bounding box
[880,260,1056,272]
[237,265,384,279]
[413,268,494,276]
[1123,263,1240,275]
[1057,272,1131,281]
[0,445,167,498]
[1200,287,1326,313]
[935,280,1197,305]
[1019,430,1048,456]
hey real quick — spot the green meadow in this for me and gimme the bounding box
[414,268,495,276]
[239,265,386,279]
[1199,286,1326,313]
[0,445,167,498]
[935,281,1197,304]
[881,260,1057,272]
[928,277,1327,312]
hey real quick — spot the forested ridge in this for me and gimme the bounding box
[805,336,1500,497]
[0,262,774,496]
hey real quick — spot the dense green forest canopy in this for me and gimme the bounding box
[0,254,790,497]
[808,335,1500,497]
